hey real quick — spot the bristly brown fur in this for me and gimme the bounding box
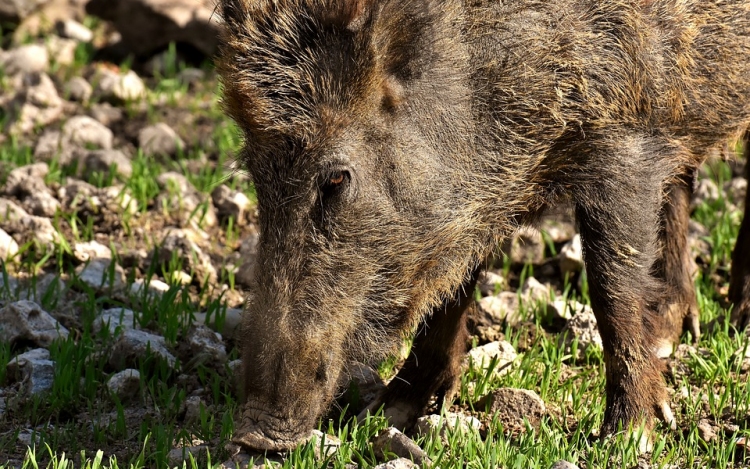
[217,0,750,451]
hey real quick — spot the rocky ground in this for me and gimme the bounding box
[0,1,749,469]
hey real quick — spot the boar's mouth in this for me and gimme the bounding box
[233,401,315,451]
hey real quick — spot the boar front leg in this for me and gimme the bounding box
[360,269,480,429]
[572,139,676,450]
[652,169,701,353]
[730,131,750,330]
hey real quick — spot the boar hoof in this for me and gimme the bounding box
[633,427,654,454]
[631,399,675,453]
[658,400,677,431]
[683,306,701,342]
[603,423,653,454]
[602,399,675,454]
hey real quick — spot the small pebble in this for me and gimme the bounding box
[65,77,93,102]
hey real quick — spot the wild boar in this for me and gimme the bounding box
[216,0,750,451]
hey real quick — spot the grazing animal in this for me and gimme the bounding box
[216,0,750,451]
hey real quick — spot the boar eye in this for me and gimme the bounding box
[319,170,350,198]
[328,171,345,185]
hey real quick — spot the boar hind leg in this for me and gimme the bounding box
[573,143,675,450]
[372,269,480,429]
[730,132,750,330]
[652,169,701,354]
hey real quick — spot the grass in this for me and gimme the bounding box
[0,34,749,469]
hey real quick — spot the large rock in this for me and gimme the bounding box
[725,177,747,205]
[89,102,124,126]
[138,123,184,157]
[193,307,242,340]
[0,44,48,75]
[692,178,720,207]
[93,307,136,335]
[308,430,341,459]
[520,276,552,303]
[109,329,177,370]
[465,340,518,378]
[58,180,138,214]
[697,419,718,443]
[477,292,520,326]
[75,258,127,291]
[559,306,602,356]
[540,216,576,244]
[1,210,59,248]
[343,362,386,410]
[6,72,63,135]
[130,277,170,300]
[0,300,69,347]
[61,115,114,151]
[545,298,588,321]
[92,68,146,102]
[235,229,259,287]
[73,240,112,262]
[6,348,55,396]
[16,275,66,306]
[64,76,93,102]
[7,214,59,248]
[156,229,218,284]
[84,149,133,178]
[0,198,29,222]
[167,445,210,468]
[34,130,63,160]
[107,369,141,402]
[4,162,49,197]
[85,0,221,57]
[25,190,61,217]
[182,325,227,368]
[475,387,546,433]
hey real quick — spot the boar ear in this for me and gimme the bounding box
[326,0,373,31]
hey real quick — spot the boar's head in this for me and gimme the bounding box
[218,0,486,450]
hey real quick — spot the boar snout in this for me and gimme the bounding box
[234,399,315,451]
[235,315,343,450]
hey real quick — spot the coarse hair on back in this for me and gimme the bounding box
[216,0,466,156]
